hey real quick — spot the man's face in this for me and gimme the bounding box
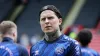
[40,10,62,34]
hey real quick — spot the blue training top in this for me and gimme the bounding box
[0,37,29,56]
[30,34,81,56]
[81,46,99,56]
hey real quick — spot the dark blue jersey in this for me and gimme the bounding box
[81,47,99,56]
[0,37,29,56]
[30,34,81,56]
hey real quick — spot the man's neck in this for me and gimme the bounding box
[2,34,14,41]
[44,30,62,42]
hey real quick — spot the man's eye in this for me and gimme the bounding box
[48,17,53,19]
[41,18,45,21]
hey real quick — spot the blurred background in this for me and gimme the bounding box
[0,0,100,54]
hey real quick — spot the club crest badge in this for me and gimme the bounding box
[55,47,64,55]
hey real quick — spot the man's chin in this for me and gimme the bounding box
[45,31,54,35]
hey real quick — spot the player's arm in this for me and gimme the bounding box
[18,45,29,56]
[30,45,36,56]
[30,46,33,56]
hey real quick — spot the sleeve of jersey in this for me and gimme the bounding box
[30,46,33,56]
[30,42,40,56]
[18,45,29,56]
[67,42,81,56]
[30,45,36,56]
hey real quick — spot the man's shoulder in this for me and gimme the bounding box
[61,34,79,45]
[88,48,99,55]
[30,40,45,53]
[31,40,44,48]
[14,43,28,53]
[0,42,17,48]
[16,44,27,50]
[0,43,19,55]
[81,47,99,56]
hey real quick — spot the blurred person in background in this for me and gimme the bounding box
[76,29,99,56]
[0,21,29,56]
[30,34,41,45]
[20,33,30,54]
[30,5,81,56]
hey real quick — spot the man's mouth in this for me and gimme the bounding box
[45,26,52,28]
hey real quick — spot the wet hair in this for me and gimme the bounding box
[76,29,92,46]
[39,5,62,19]
[39,5,62,30]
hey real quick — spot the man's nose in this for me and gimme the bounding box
[45,18,49,23]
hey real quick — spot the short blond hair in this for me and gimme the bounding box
[0,21,17,34]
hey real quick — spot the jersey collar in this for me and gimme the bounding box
[2,37,14,43]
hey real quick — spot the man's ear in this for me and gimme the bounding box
[13,32,15,37]
[12,32,17,42]
[59,18,62,25]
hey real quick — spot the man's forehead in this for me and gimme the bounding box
[40,10,55,17]
[40,14,54,19]
[41,10,55,15]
